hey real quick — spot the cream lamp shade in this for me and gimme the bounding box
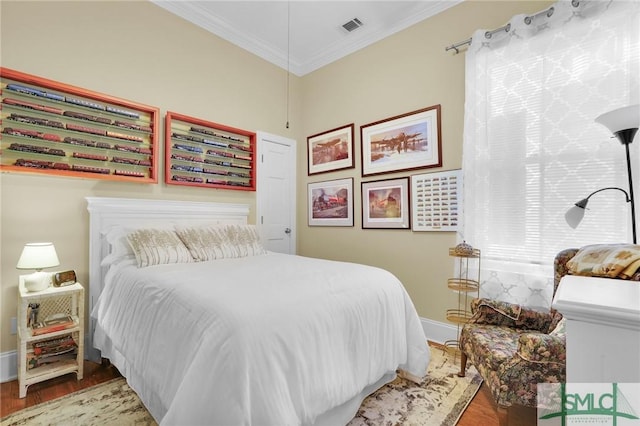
[594,104,640,141]
[577,104,639,244]
[16,242,60,292]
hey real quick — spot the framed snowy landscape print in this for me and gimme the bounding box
[360,105,441,177]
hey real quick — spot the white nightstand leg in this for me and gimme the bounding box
[18,338,27,398]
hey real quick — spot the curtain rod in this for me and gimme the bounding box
[444,23,510,54]
[445,1,579,54]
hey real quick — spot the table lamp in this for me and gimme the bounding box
[16,242,60,292]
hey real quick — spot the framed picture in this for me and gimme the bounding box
[360,105,441,176]
[308,178,354,226]
[411,169,462,232]
[307,124,355,175]
[361,178,410,229]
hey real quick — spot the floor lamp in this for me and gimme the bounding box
[565,104,638,244]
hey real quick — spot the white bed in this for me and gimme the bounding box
[86,197,430,425]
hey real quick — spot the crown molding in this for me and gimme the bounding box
[152,1,462,76]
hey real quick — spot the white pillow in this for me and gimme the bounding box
[101,226,136,266]
[126,228,194,268]
[175,224,266,261]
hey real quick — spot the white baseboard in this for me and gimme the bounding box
[1,317,455,383]
[1,350,17,383]
[421,317,458,345]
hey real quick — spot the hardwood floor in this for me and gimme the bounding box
[458,384,537,426]
[1,359,536,425]
[0,361,121,418]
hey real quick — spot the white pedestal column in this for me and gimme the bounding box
[552,275,640,383]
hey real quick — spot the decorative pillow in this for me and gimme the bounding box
[566,244,640,278]
[621,258,640,279]
[126,229,194,268]
[225,224,267,257]
[475,298,522,320]
[175,224,266,261]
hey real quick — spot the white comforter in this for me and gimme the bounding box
[92,252,430,425]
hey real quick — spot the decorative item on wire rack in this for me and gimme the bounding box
[444,241,481,362]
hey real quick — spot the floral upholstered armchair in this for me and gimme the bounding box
[458,244,640,426]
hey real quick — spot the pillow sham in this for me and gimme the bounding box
[126,228,194,268]
[101,226,136,266]
[175,224,266,261]
[225,224,267,257]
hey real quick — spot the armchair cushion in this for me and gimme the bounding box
[460,323,567,409]
[470,298,556,332]
[460,324,522,373]
[459,323,566,408]
[517,332,566,364]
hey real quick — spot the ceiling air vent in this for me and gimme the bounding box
[342,18,363,33]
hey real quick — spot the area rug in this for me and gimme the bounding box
[348,348,482,426]
[1,347,481,426]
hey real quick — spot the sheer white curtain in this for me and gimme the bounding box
[462,0,640,308]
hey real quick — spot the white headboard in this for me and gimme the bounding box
[85,196,250,361]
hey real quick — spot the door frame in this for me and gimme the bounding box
[256,131,297,254]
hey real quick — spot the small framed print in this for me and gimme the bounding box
[361,178,410,229]
[360,105,441,176]
[307,124,355,175]
[411,169,462,232]
[308,178,354,226]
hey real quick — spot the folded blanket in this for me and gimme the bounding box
[566,244,640,279]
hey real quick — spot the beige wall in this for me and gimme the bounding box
[0,0,550,355]
[0,0,303,353]
[298,1,551,325]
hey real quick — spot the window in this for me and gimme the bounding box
[462,0,639,307]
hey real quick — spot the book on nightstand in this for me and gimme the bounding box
[27,347,78,370]
[27,334,78,370]
[31,314,75,336]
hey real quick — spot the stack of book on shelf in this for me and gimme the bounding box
[31,314,75,336]
[27,335,77,370]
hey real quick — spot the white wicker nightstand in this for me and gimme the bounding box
[17,277,84,398]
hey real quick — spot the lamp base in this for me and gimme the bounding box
[23,271,51,292]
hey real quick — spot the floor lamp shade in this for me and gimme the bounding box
[589,104,639,243]
[16,242,60,292]
[594,104,639,144]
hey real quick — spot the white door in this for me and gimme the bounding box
[256,131,296,254]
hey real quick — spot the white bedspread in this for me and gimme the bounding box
[92,252,430,425]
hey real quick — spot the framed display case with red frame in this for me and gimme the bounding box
[165,111,256,191]
[0,67,159,183]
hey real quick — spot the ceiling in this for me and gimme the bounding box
[152,1,462,76]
